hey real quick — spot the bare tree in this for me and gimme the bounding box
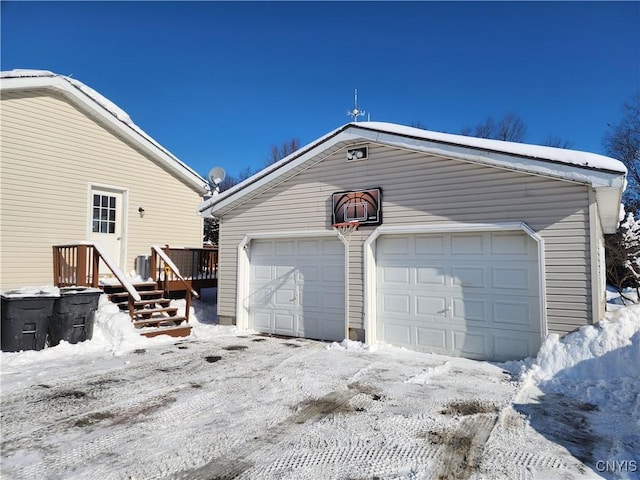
[461,113,526,142]
[604,92,640,209]
[266,138,300,166]
[463,116,497,139]
[496,113,526,142]
[542,135,574,149]
[410,121,429,130]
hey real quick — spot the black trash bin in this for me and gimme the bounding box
[1,290,58,352]
[49,287,103,346]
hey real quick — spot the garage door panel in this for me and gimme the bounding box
[383,266,411,284]
[493,331,537,360]
[451,235,484,254]
[382,322,412,346]
[377,232,540,361]
[323,239,344,255]
[416,327,448,350]
[322,265,345,282]
[382,293,411,315]
[275,265,296,277]
[492,266,533,290]
[452,266,486,288]
[299,290,345,310]
[416,265,446,285]
[274,313,295,334]
[298,265,319,282]
[378,236,410,255]
[416,296,447,317]
[491,233,531,255]
[452,297,486,322]
[253,312,272,331]
[493,300,536,329]
[453,329,490,358]
[415,235,445,254]
[274,288,296,307]
[275,241,295,256]
[253,265,273,280]
[298,240,320,255]
[251,241,274,257]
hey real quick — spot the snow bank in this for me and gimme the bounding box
[514,304,640,423]
[326,339,369,351]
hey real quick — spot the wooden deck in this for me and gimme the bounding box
[53,243,218,338]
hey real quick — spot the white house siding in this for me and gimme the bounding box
[217,143,592,336]
[0,90,203,290]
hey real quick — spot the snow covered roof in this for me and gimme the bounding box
[198,121,626,232]
[0,69,208,195]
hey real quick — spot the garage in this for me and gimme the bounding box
[375,231,541,361]
[249,237,345,341]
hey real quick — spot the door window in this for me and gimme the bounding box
[92,194,117,234]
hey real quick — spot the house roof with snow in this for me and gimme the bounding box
[198,121,627,232]
[0,69,209,195]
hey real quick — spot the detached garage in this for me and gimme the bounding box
[199,122,626,361]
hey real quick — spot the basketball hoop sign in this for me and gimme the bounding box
[331,188,382,226]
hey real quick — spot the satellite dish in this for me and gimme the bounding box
[208,166,226,186]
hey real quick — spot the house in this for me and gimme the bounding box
[0,70,210,291]
[198,122,626,361]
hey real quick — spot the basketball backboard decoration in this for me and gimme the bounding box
[332,188,382,226]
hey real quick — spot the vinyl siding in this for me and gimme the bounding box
[218,143,592,336]
[0,90,203,290]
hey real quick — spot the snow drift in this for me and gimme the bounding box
[514,304,640,424]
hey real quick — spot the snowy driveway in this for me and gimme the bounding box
[1,331,601,480]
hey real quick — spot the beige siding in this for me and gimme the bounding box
[1,91,203,290]
[218,143,592,336]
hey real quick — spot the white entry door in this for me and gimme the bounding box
[376,232,541,361]
[249,237,345,342]
[88,187,124,272]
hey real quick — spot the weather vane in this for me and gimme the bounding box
[347,89,366,122]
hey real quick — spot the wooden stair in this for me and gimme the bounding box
[104,283,192,338]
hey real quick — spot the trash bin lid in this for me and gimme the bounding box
[59,287,103,295]
[1,286,60,299]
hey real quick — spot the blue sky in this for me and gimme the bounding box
[2,1,638,179]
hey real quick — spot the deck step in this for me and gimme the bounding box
[132,307,178,318]
[115,298,172,310]
[110,290,164,300]
[139,324,192,338]
[132,299,172,310]
[133,315,186,328]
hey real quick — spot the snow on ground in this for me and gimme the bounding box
[1,288,639,479]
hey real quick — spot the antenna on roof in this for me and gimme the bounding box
[347,89,365,123]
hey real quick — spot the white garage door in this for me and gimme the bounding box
[249,237,345,341]
[376,232,541,361]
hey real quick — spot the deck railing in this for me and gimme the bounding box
[52,242,142,316]
[53,242,216,294]
[150,245,218,292]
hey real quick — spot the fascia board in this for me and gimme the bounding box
[2,76,209,196]
[595,187,624,233]
[358,128,626,189]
